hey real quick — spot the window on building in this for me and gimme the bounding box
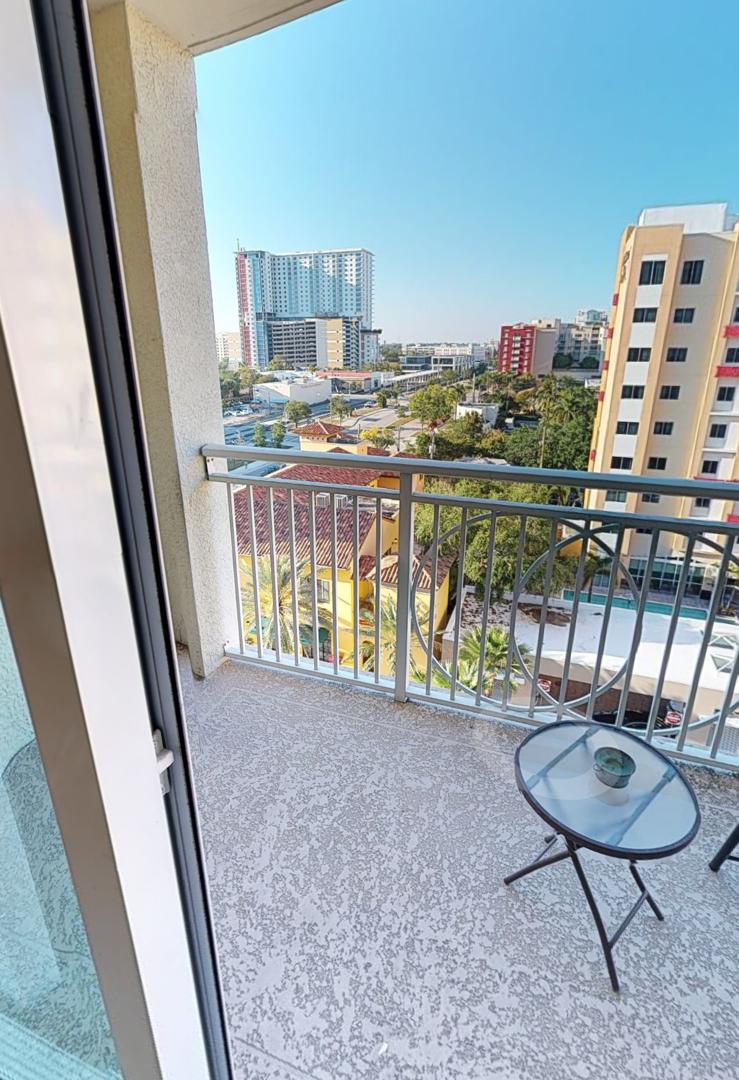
[666,347,688,362]
[701,459,719,475]
[680,259,704,285]
[616,420,639,434]
[627,347,651,362]
[674,307,695,323]
[610,456,633,470]
[639,259,665,285]
[605,489,628,502]
[653,421,674,435]
[726,347,739,364]
[734,305,739,323]
[621,385,645,399]
[660,385,680,400]
[709,423,728,439]
[647,456,667,470]
[316,579,331,603]
[633,307,658,323]
[695,497,711,510]
[641,493,661,504]
[718,386,736,402]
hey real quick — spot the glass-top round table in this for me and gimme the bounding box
[504,721,700,992]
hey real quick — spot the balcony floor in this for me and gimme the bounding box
[180,656,739,1080]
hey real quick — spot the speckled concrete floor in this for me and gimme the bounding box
[179,656,739,1080]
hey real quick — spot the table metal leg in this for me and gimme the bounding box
[709,822,739,873]
[504,834,665,993]
[502,834,570,885]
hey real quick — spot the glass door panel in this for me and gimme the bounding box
[0,599,122,1079]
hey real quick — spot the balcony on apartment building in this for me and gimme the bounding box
[184,445,739,1078]
[78,5,739,1073]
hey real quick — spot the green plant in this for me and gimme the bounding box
[241,556,331,655]
[253,423,267,447]
[284,400,312,427]
[271,421,286,447]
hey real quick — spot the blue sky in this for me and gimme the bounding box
[196,0,738,343]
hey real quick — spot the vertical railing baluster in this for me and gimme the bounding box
[424,505,441,695]
[353,495,360,680]
[502,517,527,713]
[585,527,625,723]
[227,485,245,655]
[644,535,696,743]
[267,487,281,662]
[615,529,660,729]
[374,496,383,684]
[308,491,320,671]
[246,484,263,658]
[475,514,498,707]
[394,472,415,702]
[556,526,588,720]
[528,519,558,715]
[330,493,340,675]
[710,645,739,759]
[449,507,469,702]
[677,542,734,751]
[287,489,300,666]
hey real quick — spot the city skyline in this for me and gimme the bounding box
[195,0,739,342]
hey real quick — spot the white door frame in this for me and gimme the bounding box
[0,2,211,1076]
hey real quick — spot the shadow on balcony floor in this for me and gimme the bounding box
[179,654,739,1080]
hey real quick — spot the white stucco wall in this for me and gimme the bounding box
[91,3,237,675]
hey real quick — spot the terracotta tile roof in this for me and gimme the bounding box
[233,487,376,571]
[272,449,398,489]
[362,446,393,456]
[296,420,345,438]
[366,550,454,591]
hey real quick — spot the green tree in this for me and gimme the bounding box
[552,353,573,369]
[504,425,541,467]
[242,556,331,655]
[253,423,267,447]
[580,355,600,370]
[283,400,312,427]
[414,479,577,599]
[271,421,286,448]
[434,627,531,698]
[268,354,289,371]
[330,395,353,425]
[375,390,388,408]
[408,384,458,457]
[362,426,395,450]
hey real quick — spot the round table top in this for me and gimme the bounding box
[515,721,700,860]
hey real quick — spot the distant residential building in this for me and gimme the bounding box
[558,309,608,365]
[215,330,242,369]
[360,328,382,366]
[401,343,484,374]
[267,316,362,370]
[588,201,739,568]
[497,323,557,375]
[235,247,374,368]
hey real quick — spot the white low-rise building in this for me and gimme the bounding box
[456,401,499,428]
[252,378,330,407]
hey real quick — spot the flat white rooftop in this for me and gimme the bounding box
[638,202,738,234]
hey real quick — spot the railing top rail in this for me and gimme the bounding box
[202,444,739,501]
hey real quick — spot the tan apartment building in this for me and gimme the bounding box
[588,202,739,589]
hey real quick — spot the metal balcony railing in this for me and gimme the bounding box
[203,445,739,769]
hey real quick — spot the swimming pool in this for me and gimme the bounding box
[562,590,707,620]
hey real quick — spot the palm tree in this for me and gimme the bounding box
[348,592,427,680]
[434,626,531,697]
[241,555,331,656]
